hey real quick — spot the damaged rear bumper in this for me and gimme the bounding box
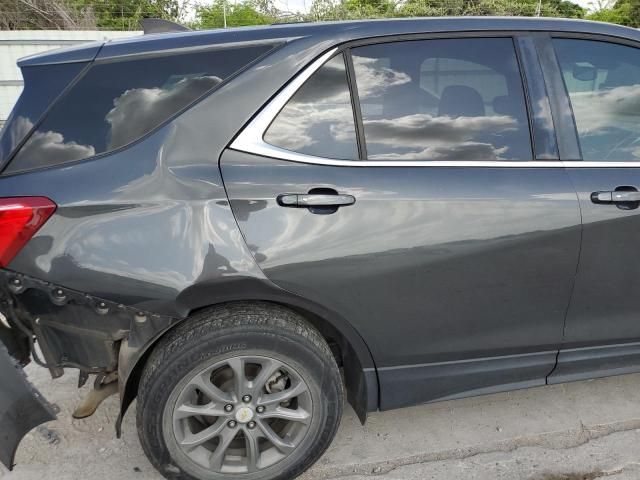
[0,268,178,441]
[0,341,56,470]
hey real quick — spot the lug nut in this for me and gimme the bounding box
[224,404,234,412]
[247,421,256,429]
[242,395,252,403]
[256,406,265,414]
[227,420,237,428]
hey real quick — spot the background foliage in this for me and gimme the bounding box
[0,0,639,30]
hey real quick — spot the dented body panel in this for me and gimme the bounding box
[0,26,383,434]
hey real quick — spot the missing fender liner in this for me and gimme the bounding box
[0,268,175,375]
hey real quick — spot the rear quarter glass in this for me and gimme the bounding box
[0,62,88,170]
[3,44,276,175]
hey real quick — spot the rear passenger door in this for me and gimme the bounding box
[222,35,581,410]
[544,37,640,382]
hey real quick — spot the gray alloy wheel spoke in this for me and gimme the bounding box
[259,380,307,406]
[262,406,311,424]
[209,428,238,471]
[179,418,226,450]
[169,355,312,473]
[257,420,296,454]
[227,357,247,399]
[175,402,226,419]
[245,429,261,472]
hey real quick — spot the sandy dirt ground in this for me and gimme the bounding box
[3,365,640,479]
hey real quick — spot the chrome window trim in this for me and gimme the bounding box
[231,47,341,161]
[230,47,640,169]
[565,162,640,168]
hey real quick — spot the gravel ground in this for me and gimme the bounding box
[3,365,640,479]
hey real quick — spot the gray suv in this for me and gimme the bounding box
[2,16,640,480]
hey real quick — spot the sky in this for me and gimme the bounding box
[565,0,598,9]
[272,0,313,13]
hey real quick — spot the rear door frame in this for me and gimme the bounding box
[535,31,640,384]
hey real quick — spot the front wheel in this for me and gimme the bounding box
[136,303,343,480]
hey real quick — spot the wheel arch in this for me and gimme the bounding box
[117,283,378,433]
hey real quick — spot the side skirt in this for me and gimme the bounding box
[378,350,558,411]
[548,341,640,384]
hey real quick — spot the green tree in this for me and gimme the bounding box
[69,0,182,30]
[587,6,629,23]
[401,0,583,17]
[548,0,585,16]
[310,0,585,20]
[586,0,634,25]
[611,0,639,25]
[0,0,96,29]
[308,0,343,19]
[195,0,276,28]
[341,0,397,18]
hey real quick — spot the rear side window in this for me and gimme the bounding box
[6,44,274,174]
[0,62,88,169]
[264,54,359,160]
[553,38,640,161]
[351,38,532,161]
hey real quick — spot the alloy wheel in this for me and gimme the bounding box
[166,355,313,474]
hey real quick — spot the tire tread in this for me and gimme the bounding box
[136,301,343,480]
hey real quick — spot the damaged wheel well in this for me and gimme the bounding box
[117,299,378,434]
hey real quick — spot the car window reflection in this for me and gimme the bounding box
[14,75,221,171]
[352,38,532,161]
[554,38,640,161]
[264,54,358,160]
[8,45,273,172]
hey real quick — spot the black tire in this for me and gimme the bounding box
[136,302,343,480]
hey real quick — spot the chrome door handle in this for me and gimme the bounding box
[299,194,355,207]
[612,191,640,202]
[277,193,355,208]
[591,190,640,204]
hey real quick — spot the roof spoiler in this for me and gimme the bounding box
[140,18,191,34]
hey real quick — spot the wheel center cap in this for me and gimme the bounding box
[235,406,254,424]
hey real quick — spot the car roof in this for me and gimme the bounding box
[18,17,640,67]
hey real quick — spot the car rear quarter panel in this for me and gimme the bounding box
[1,122,263,317]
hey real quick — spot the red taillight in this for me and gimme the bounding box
[0,197,56,268]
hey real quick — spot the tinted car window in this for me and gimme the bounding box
[351,38,532,161]
[264,54,358,160]
[553,39,640,161]
[7,45,274,173]
[0,62,88,170]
